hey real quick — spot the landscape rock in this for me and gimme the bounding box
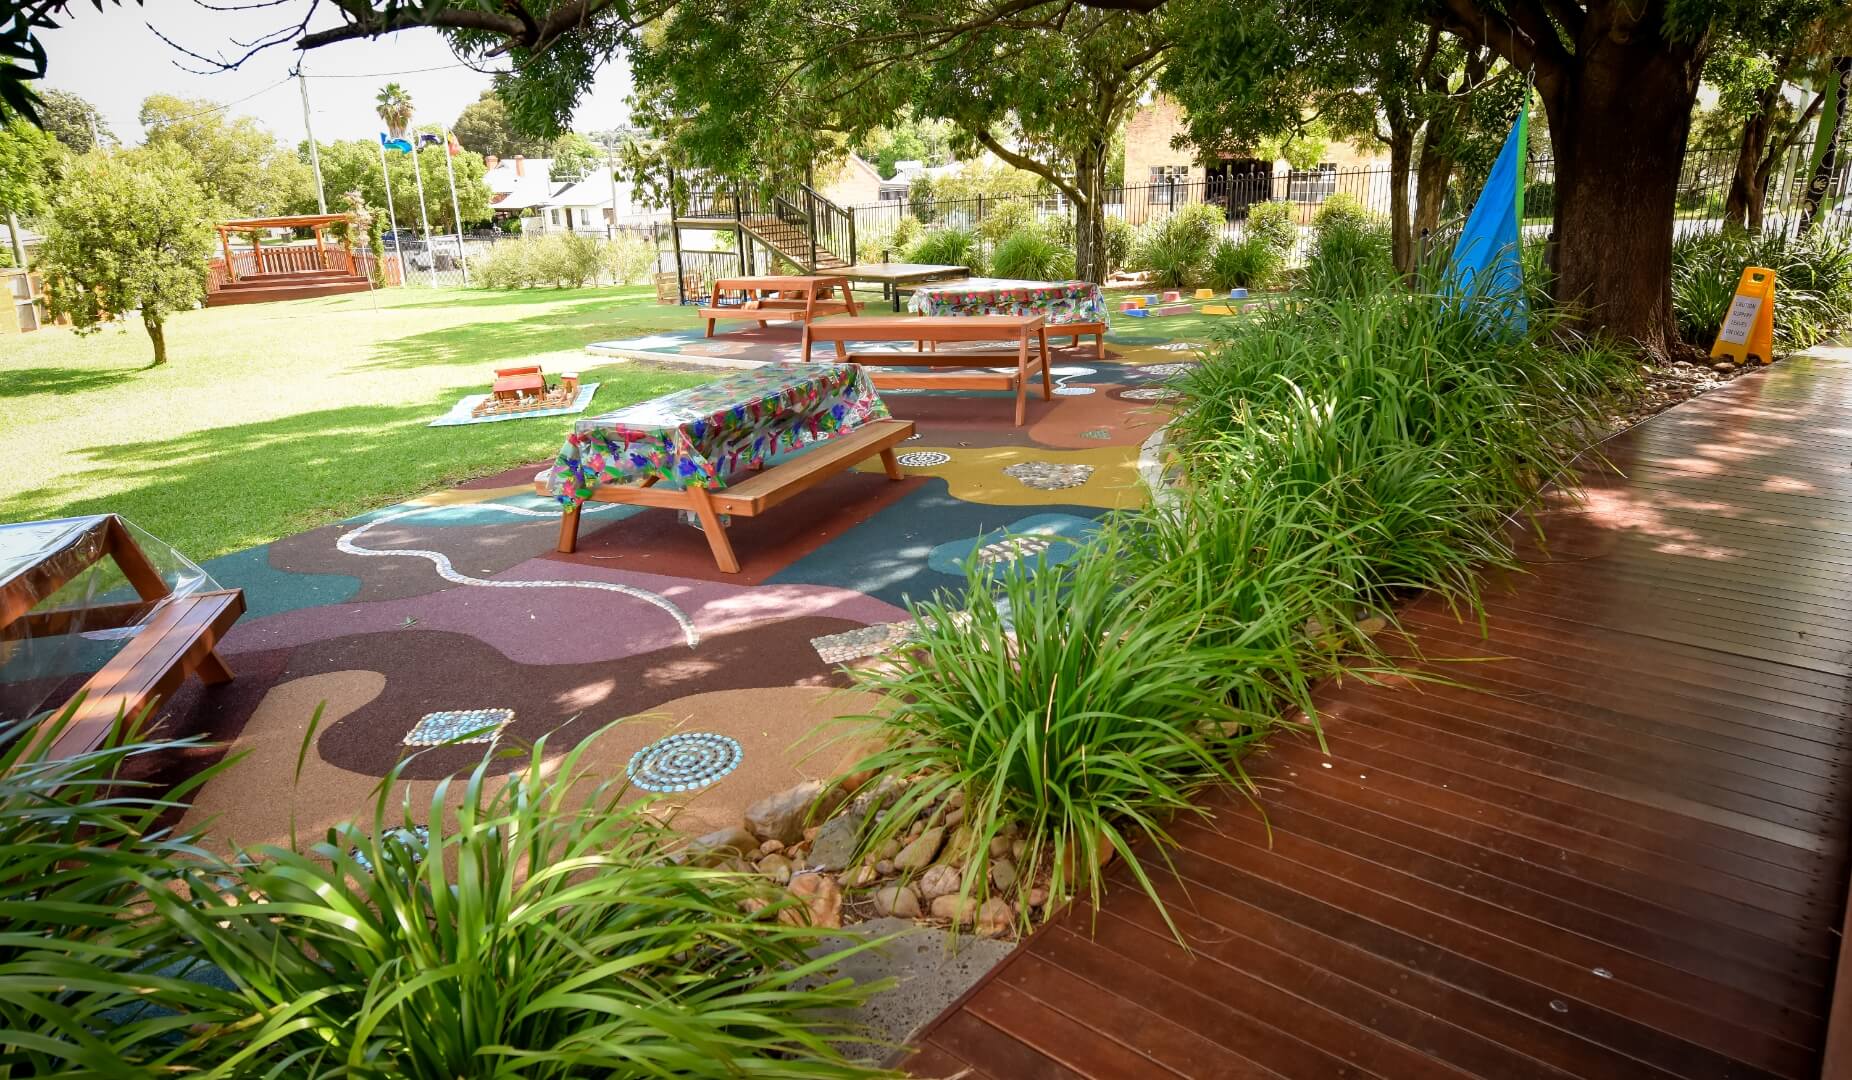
[930,894,978,924]
[990,859,1018,892]
[1027,886,1049,908]
[878,837,903,860]
[757,839,785,856]
[894,827,945,871]
[876,859,895,875]
[745,781,844,845]
[840,864,878,888]
[941,824,976,867]
[787,872,843,928]
[917,864,962,901]
[757,853,793,885]
[806,815,861,872]
[943,807,965,829]
[1712,361,1736,374]
[976,898,1015,937]
[682,826,758,867]
[872,883,922,918]
[1010,838,1026,862]
[989,836,1013,859]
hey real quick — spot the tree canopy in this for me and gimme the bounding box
[37,88,111,153]
[312,138,492,231]
[453,90,549,158]
[40,145,217,366]
[139,94,315,217]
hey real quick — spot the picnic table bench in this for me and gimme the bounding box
[698,275,859,337]
[1,515,244,759]
[801,314,1052,425]
[542,365,913,574]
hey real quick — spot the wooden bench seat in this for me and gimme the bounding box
[39,589,244,759]
[540,417,916,573]
[803,315,1051,425]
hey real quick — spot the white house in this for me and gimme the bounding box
[482,154,664,234]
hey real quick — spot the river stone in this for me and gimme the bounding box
[894,827,945,871]
[787,872,843,928]
[930,894,977,924]
[989,859,1018,892]
[757,853,793,885]
[917,864,961,901]
[872,883,922,918]
[807,815,860,872]
[976,898,1016,937]
[682,826,757,867]
[745,780,843,845]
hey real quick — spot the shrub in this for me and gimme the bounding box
[976,198,1036,247]
[1671,224,1852,353]
[1207,236,1282,291]
[909,227,983,274]
[474,233,644,289]
[844,545,1271,935]
[1244,200,1297,256]
[989,225,1073,280]
[609,232,657,284]
[1299,196,1395,299]
[863,214,924,260]
[1132,201,1225,287]
[1101,216,1135,274]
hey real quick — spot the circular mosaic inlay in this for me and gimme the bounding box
[1120,387,1182,401]
[1137,363,1197,377]
[626,732,743,793]
[896,450,951,467]
[1052,386,1096,397]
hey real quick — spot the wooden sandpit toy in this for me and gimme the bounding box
[471,365,582,418]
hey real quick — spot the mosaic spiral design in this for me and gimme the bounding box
[350,825,430,873]
[1120,387,1182,401]
[897,451,952,467]
[626,732,743,793]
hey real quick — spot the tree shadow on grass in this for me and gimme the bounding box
[378,284,659,312]
[0,364,710,561]
[361,292,697,371]
[0,365,140,399]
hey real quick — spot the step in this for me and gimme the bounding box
[205,279,372,306]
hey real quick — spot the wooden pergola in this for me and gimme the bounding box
[216,213,353,282]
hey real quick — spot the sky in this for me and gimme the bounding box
[38,2,634,149]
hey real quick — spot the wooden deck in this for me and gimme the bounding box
[904,348,1852,1079]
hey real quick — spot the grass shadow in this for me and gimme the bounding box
[0,365,140,399]
[362,293,696,371]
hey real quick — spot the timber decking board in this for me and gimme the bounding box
[902,349,1852,1080]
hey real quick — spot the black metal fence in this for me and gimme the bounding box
[848,141,1850,267]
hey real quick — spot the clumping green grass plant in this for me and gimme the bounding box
[1207,236,1282,291]
[1671,224,1852,353]
[839,285,1638,934]
[988,226,1073,280]
[1243,200,1298,256]
[1101,216,1136,274]
[908,227,983,275]
[1299,195,1396,299]
[1133,202,1225,287]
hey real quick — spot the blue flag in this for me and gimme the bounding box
[380,133,413,154]
[1447,102,1528,330]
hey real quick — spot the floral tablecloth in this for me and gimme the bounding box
[908,278,1107,325]
[548,364,889,501]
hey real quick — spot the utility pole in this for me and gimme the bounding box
[298,65,328,214]
[607,146,619,241]
[87,109,102,154]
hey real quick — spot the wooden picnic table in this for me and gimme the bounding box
[0,515,244,759]
[801,314,1051,426]
[698,275,859,337]
[841,262,971,311]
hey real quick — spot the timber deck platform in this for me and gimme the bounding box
[904,347,1852,1079]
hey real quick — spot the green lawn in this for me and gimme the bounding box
[1,285,714,560]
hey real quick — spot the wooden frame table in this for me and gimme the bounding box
[906,277,1107,359]
[842,263,972,311]
[1,515,244,759]
[699,275,859,337]
[801,314,1052,426]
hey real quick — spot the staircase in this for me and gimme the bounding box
[205,268,371,307]
[675,183,857,273]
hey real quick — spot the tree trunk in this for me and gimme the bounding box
[1387,122,1416,279]
[1413,126,1455,271]
[143,311,168,366]
[4,211,24,268]
[1723,91,1777,230]
[1544,33,1703,360]
[1072,142,1109,285]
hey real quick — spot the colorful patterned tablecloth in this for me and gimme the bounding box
[908,278,1107,325]
[549,364,889,502]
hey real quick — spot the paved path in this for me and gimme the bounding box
[906,347,1852,1079]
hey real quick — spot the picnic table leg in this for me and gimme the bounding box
[196,650,235,685]
[556,503,583,554]
[1014,333,1029,426]
[801,325,812,361]
[685,486,741,574]
[879,447,904,481]
[1038,328,1053,400]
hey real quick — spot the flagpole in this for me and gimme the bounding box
[442,132,470,286]
[410,142,438,287]
[376,137,403,287]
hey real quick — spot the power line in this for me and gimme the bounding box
[145,76,294,123]
[297,62,486,79]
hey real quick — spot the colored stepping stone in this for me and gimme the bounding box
[1162,290,1182,302]
[1228,288,1248,299]
[1143,294,1160,306]
[1120,300,1142,312]
[1154,303,1194,316]
[1123,307,1150,317]
[1194,288,1214,299]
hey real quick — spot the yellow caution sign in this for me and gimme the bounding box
[1711,266,1776,365]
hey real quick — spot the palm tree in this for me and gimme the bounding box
[375,83,413,139]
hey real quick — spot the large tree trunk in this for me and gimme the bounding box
[1413,126,1455,270]
[1072,141,1109,285]
[1387,122,1417,280]
[1545,33,1703,360]
[1723,99,1775,231]
[143,311,168,366]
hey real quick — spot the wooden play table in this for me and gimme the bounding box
[801,314,1051,426]
[698,275,859,337]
